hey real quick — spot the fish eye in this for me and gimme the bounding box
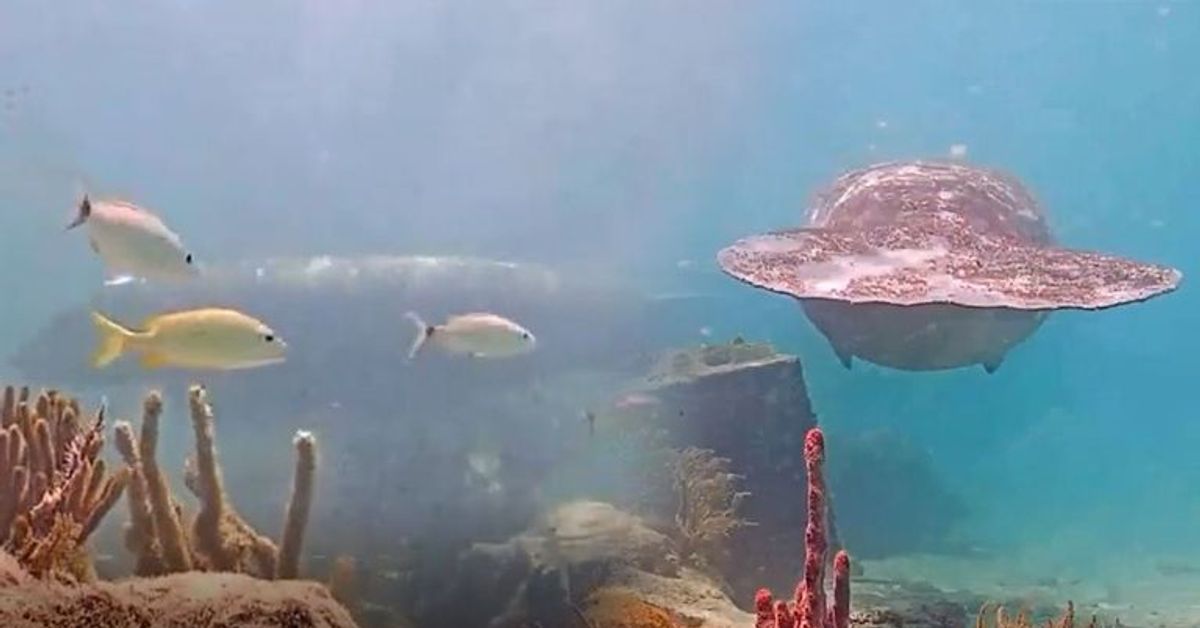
[185,253,194,265]
[521,332,530,340]
[264,334,275,342]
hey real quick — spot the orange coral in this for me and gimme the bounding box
[0,385,128,581]
[976,601,1106,628]
[583,587,691,628]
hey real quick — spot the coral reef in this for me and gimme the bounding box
[0,385,128,582]
[668,446,752,573]
[113,384,317,579]
[753,428,851,628]
[975,602,1102,628]
[613,339,967,605]
[0,566,358,627]
[0,382,358,628]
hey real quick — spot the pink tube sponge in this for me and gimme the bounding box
[751,427,850,628]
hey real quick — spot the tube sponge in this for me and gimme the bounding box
[113,421,165,576]
[277,430,316,579]
[751,428,852,628]
[138,392,192,573]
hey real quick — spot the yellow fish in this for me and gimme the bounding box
[89,308,287,370]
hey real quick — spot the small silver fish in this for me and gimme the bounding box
[405,311,536,360]
[66,195,198,284]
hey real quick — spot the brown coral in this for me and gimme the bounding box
[668,446,752,571]
[977,601,1106,628]
[0,385,128,581]
[117,384,318,581]
[583,587,692,628]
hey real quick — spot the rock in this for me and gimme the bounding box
[540,500,677,577]
[621,339,817,607]
[0,571,359,628]
[603,566,754,628]
[423,501,680,627]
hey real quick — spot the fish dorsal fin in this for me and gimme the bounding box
[138,307,213,330]
[106,198,173,226]
[139,351,168,370]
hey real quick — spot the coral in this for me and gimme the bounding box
[668,446,752,571]
[327,555,361,617]
[617,338,820,606]
[752,428,851,628]
[582,586,691,628]
[975,602,1106,628]
[184,384,280,575]
[0,385,128,581]
[111,419,165,576]
[280,430,317,579]
[131,391,193,573]
[0,559,358,628]
[115,384,317,580]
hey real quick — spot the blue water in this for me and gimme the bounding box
[1,0,1196,622]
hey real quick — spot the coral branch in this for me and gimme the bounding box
[139,392,193,573]
[0,386,128,581]
[797,429,828,628]
[751,427,851,628]
[830,551,849,628]
[187,385,231,570]
[669,446,753,571]
[277,430,316,579]
[112,384,318,581]
[113,421,165,576]
[185,384,280,577]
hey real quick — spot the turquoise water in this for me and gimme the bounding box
[0,1,1196,624]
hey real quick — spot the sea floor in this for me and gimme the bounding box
[860,549,1200,628]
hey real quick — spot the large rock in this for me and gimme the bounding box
[613,339,817,607]
[0,570,358,628]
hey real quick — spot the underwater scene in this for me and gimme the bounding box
[0,2,1195,627]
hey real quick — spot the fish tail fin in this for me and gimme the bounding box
[89,310,134,368]
[66,194,91,230]
[405,311,434,361]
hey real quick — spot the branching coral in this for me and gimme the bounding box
[115,384,317,580]
[753,428,850,628]
[0,385,128,581]
[668,446,752,570]
[976,602,1105,628]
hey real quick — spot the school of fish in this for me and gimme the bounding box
[64,194,537,371]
